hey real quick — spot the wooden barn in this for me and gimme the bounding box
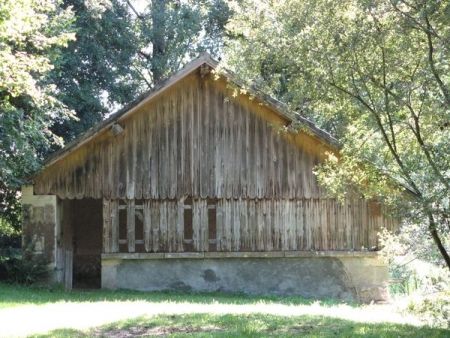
[22,53,398,302]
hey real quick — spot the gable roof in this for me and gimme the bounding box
[44,53,338,168]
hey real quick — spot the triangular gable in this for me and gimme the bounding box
[43,53,337,169]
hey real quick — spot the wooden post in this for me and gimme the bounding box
[127,199,135,252]
[103,199,111,253]
[111,200,119,253]
[55,248,65,283]
[177,199,185,252]
[64,250,73,290]
[144,200,152,252]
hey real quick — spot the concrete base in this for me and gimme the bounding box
[102,255,388,303]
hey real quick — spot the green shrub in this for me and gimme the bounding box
[0,251,48,285]
[407,294,450,329]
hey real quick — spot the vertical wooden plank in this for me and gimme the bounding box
[216,199,224,251]
[56,248,65,283]
[135,112,143,200]
[280,200,288,251]
[328,199,335,251]
[235,102,243,198]
[346,199,353,250]
[151,201,160,252]
[289,200,297,250]
[239,199,249,250]
[200,199,208,251]
[224,199,232,251]
[241,100,249,198]
[229,99,237,199]
[150,102,159,199]
[247,108,257,199]
[200,79,209,198]
[167,201,176,252]
[255,117,264,199]
[164,98,171,199]
[193,200,200,251]
[353,199,360,250]
[233,199,241,251]
[287,144,296,199]
[159,201,168,252]
[261,119,269,199]
[192,80,200,198]
[336,199,344,250]
[127,199,135,252]
[263,200,272,251]
[111,199,119,253]
[142,104,151,199]
[296,200,304,250]
[177,199,184,252]
[304,199,311,250]
[64,250,73,290]
[157,100,165,198]
[169,93,177,199]
[248,200,256,250]
[256,200,264,251]
[126,118,135,199]
[223,94,232,199]
[322,199,329,251]
[178,86,185,197]
[215,86,223,198]
[103,198,111,253]
[183,82,192,196]
[144,200,152,252]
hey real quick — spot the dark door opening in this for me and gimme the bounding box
[70,198,102,289]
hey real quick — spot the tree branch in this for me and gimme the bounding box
[126,0,144,20]
[424,15,450,107]
[326,79,422,196]
[428,212,450,270]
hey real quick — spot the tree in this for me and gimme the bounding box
[224,0,450,268]
[128,0,231,85]
[52,0,232,142]
[50,0,142,141]
[0,0,75,227]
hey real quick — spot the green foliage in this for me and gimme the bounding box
[51,0,232,142]
[132,0,231,84]
[386,253,450,328]
[0,0,75,190]
[0,250,48,285]
[224,0,450,268]
[407,295,450,329]
[50,0,142,141]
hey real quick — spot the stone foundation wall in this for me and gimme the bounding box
[102,253,388,303]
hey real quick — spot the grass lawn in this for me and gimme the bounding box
[0,283,448,337]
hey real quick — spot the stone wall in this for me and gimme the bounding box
[101,253,388,303]
[22,186,58,265]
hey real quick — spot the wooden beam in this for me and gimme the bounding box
[127,199,135,252]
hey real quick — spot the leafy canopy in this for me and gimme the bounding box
[224,0,450,267]
[0,0,75,189]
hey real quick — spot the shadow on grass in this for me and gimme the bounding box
[27,313,450,338]
[0,282,347,308]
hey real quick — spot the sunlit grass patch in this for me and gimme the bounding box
[28,313,450,338]
[2,283,449,337]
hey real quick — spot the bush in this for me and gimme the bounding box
[0,249,49,285]
[407,294,450,329]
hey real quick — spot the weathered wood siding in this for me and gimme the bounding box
[102,198,397,253]
[34,69,399,254]
[34,72,327,200]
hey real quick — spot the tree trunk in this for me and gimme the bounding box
[151,0,167,83]
[429,213,450,270]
